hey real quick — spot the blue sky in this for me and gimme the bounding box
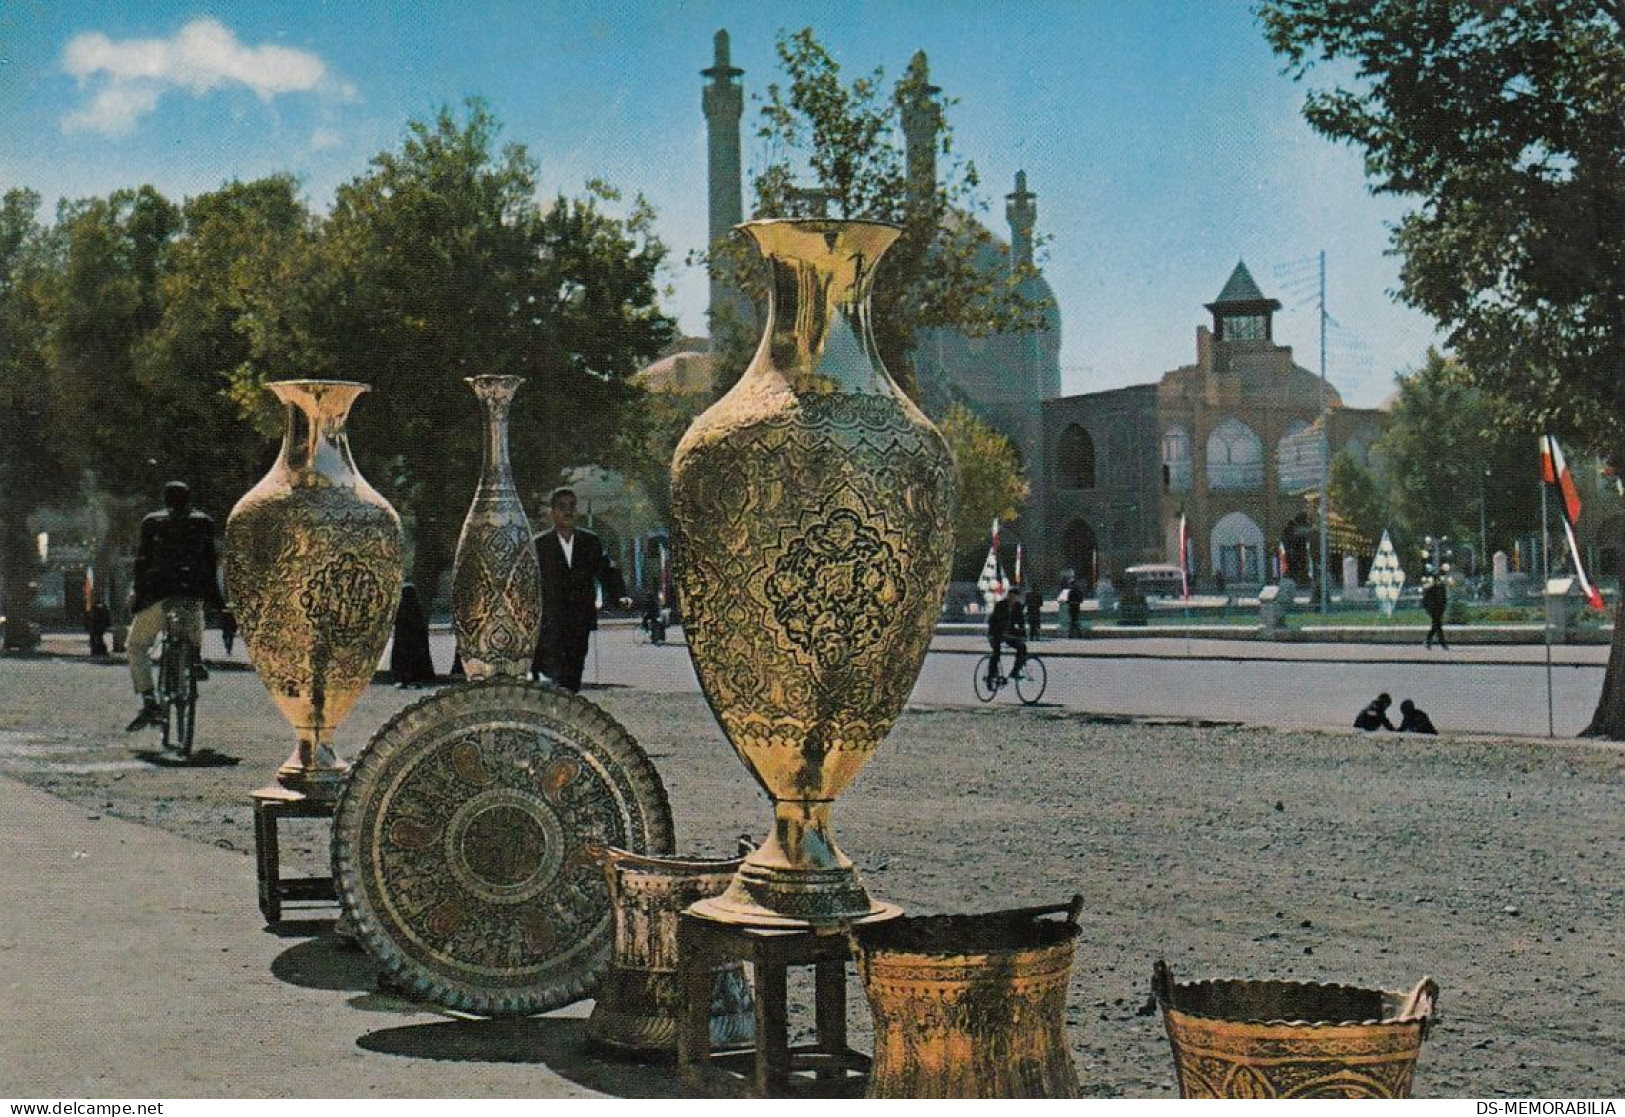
[0,1,1439,406]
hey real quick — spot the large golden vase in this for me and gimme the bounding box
[224,380,403,799]
[450,375,541,679]
[670,218,956,926]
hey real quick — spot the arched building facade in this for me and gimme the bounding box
[1043,263,1386,590]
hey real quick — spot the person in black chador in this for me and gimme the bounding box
[125,482,224,731]
[1065,577,1085,637]
[219,608,238,655]
[1422,579,1449,650]
[389,581,436,688]
[530,487,630,692]
[1025,584,1043,641]
[1354,692,1396,732]
[1397,699,1437,734]
[987,586,1029,686]
[88,599,111,657]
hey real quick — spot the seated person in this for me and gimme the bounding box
[1397,699,1437,735]
[1354,692,1396,732]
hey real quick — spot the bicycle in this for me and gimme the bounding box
[972,651,1048,705]
[154,602,202,756]
[634,610,669,646]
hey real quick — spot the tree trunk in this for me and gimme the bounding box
[1580,591,1625,737]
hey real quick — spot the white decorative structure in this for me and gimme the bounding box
[1369,529,1405,617]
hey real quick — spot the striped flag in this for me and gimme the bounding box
[1540,434,1604,610]
[1014,543,1024,587]
[1277,541,1289,582]
[658,542,669,606]
[976,518,1006,606]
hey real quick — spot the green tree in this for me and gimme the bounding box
[236,100,676,602]
[0,190,75,647]
[1375,350,1539,569]
[1261,1,1625,735]
[711,29,1049,398]
[941,403,1029,577]
[1328,450,1387,553]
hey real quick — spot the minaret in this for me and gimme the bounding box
[1006,170,1037,272]
[702,30,744,329]
[900,50,941,203]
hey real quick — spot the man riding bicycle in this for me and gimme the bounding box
[986,584,1030,686]
[126,481,224,732]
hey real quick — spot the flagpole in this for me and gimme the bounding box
[1541,474,1554,738]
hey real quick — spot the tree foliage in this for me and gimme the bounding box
[0,190,75,639]
[711,28,1049,398]
[231,100,677,599]
[940,403,1029,576]
[1373,350,1540,568]
[1261,0,1625,462]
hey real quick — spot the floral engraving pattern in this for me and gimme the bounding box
[332,679,674,1017]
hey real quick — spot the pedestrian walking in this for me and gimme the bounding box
[219,608,237,655]
[1026,584,1043,641]
[1066,578,1084,637]
[1422,579,1449,650]
[531,487,631,692]
[88,599,111,658]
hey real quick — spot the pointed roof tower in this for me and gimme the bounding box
[1204,260,1282,341]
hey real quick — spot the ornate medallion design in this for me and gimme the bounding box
[333,679,674,1015]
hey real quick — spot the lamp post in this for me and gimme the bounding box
[1480,467,1490,583]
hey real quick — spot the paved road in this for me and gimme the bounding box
[474,625,1608,739]
[49,622,1607,739]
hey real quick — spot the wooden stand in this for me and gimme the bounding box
[250,784,337,923]
[676,911,889,1097]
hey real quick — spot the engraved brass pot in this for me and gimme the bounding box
[851,900,1083,1098]
[1152,961,1439,1099]
[670,218,955,927]
[451,375,541,679]
[224,380,403,799]
[586,846,755,1059]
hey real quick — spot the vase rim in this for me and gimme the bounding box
[736,216,901,234]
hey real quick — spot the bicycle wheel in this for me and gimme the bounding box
[157,642,179,749]
[972,655,998,703]
[177,648,198,755]
[1014,656,1048,705]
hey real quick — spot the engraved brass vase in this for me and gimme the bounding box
[851,901,1083,1098]
[586,846,755,1059]
[451,375,541,679]
[1152,961,1439,1099]
[670,218,956,927]
[224,380,403,799]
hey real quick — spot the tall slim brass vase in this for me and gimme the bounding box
[224,380,403,798]
[670,218,956,926]
[451,375,541,679]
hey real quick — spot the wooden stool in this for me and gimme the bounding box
[677,911,891,1097]
[250,784,338,923]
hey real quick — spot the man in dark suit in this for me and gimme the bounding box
[531,487,628,691]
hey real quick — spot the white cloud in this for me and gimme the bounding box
[61,18,329,136]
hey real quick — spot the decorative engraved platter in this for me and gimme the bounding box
[332,678,674,1015]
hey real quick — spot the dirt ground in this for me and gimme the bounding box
[1,655,1621,1098]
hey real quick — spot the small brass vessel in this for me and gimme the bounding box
[1153,961,1439,1098]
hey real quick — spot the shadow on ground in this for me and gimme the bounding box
[357,1017,684,1097]
[271,934,379,993]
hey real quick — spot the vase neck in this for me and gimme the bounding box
[744,220,900,396]
[467,376,522,494]
[270,380,367,484]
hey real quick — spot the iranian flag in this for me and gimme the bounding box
[1540,434,1605,610]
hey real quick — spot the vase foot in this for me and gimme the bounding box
[277,763,349,801]
[689,873,900,929]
